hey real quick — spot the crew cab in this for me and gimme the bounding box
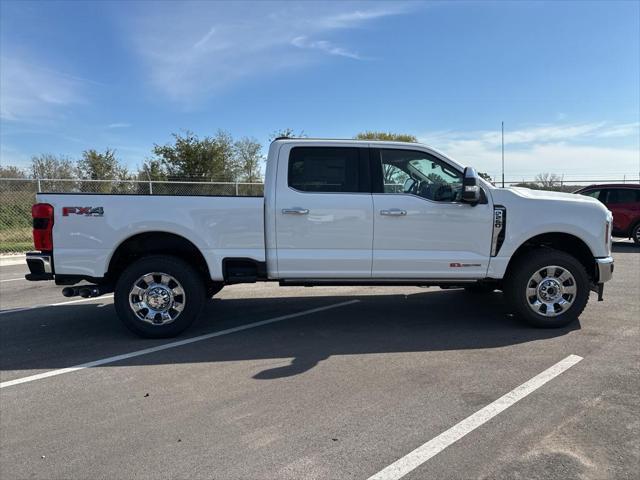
[25,139,614,337]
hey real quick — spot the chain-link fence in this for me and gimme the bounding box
[1,179,35,254]
[1,176,638,254]
[0,178,264,254]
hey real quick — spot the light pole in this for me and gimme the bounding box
[501,121,505,188]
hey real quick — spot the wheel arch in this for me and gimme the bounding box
[505,232,596,281]
[107,231,212,284]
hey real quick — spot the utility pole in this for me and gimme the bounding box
[501,121,505,188]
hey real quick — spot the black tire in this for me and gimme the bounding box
[504,248,590,328]
[207,282,224,298]
[464,283,497,294]
[114,255,206,338]
[631,222,640,245]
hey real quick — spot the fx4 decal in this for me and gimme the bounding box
[450,262,481,268]
[62,206,104,217]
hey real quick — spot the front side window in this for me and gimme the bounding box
[581,189,601,200]
[288,147,360,193]
[378,149,463,202]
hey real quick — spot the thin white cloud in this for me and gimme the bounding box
[0,56,87,122]
[125,1,414,102]
[420,122,640,180]
[595,122,640,138]
[318,6,409,29]
[193,26,217,49]
[291,36,362,60]
[107,123,132,129]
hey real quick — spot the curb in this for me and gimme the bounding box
[0,255,26,267]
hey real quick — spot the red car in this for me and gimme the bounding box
[575,183,640,244]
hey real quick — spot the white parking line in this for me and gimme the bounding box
[0,295,115,316]
[367,354,583,480]
[0,299,360,389]
[0,277,25,283]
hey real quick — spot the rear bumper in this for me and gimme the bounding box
[595,256,614,284]
[25,252,54,281]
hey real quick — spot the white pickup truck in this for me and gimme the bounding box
[26,139,614,337]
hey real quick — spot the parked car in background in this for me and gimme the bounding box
[574,184,640,245]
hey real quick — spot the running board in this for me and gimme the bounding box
[279,279,479,287]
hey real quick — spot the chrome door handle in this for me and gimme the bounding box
[282,208,309,215]
[380,209,407,216]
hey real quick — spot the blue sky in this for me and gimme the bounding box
[1,0,639,180]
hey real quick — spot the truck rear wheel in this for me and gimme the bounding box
[114,255,206,338]
[505,249,589,328]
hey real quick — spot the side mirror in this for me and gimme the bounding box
[461,167,481,205]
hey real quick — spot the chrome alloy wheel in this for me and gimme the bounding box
[525,265,577,317]
[128,272,185,325]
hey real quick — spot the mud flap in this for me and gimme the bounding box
[590,283,605,301]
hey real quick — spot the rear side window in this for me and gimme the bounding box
[288,147,360,193]
[603,188,640,204]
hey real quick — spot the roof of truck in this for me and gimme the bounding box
[273,137,420,145]
[270,137,464,168]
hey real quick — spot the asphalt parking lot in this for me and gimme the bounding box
[1,242,638,480]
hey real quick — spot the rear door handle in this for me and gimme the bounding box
[380,209,407,216]
[282,208,309,215]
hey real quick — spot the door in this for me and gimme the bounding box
[371,147,493,278]
[274,144,373,278]
[601,188,640,234]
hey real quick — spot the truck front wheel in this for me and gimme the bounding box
[505,249,590,328]
[114,255,206,338]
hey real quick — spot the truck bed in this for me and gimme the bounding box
[38,193,265,280]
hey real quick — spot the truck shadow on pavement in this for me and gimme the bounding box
[1,288,581,380]
[246,289,580,379]
[612,241,638,252]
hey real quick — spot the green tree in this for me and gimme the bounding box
[426,173,446,185]
[234,137,263,182]
[354,131,417,142]
[77,148,128,181]
[134,160,167,194]
[30,154,76,179]
[137,160,167,181]
[77,148,129,193]
[152,130,237,181]
[355,131,418,184]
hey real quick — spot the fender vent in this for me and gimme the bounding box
[491,206,506,256]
